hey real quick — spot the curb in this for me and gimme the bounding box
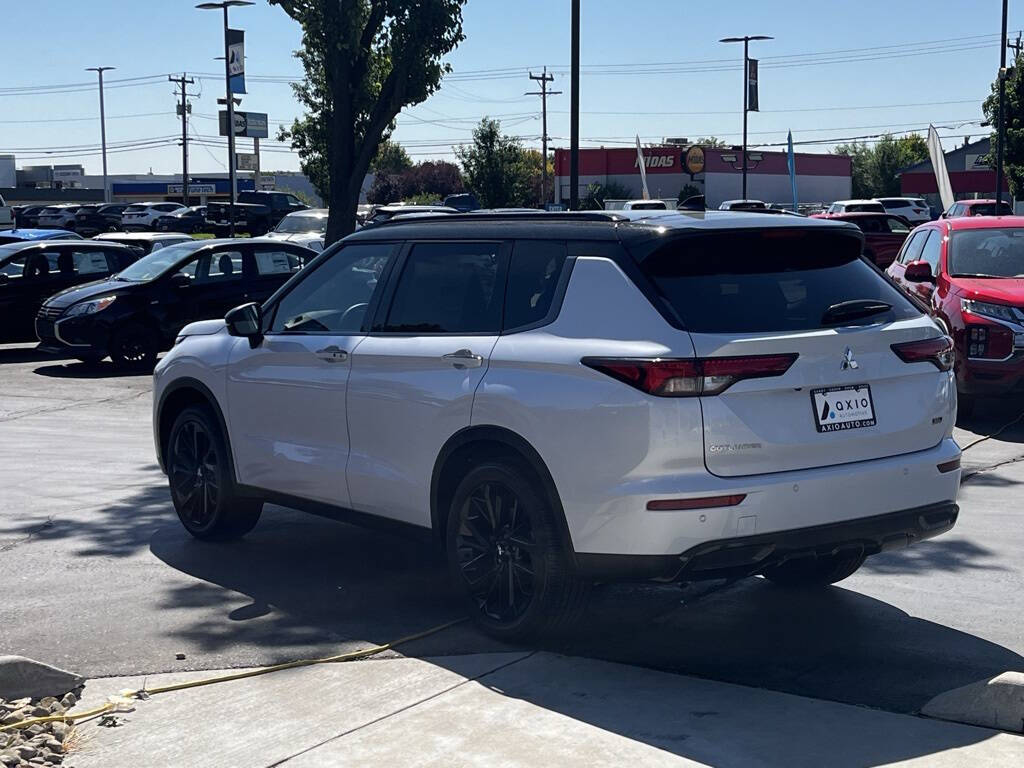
[920,671,1024,734]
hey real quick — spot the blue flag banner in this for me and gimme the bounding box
[228,28,246,94]
[787,130,798,211]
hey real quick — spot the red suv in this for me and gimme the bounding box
[941,199,1013,218]
[887,216,1024,414]
[810,212,911,268]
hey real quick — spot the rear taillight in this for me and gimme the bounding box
[582,354,798,396]
[890,336,954,371]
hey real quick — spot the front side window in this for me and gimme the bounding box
[254,248,303,275]
[382,242,502,334]
[199,250,244,283]
[949,227,1024,277]
[270,243,392,333]
[70,249,114,275]
[885,217,911,234]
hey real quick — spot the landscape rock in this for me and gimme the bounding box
[0,658,83,701]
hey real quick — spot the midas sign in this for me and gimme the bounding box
[635,155,676,169]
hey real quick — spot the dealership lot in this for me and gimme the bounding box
[0,342,1021,718]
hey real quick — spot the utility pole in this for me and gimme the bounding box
[86,66,115,203]
[526,67,561,208]
[995,0,1009,208]
[169,73,195,207]
[719,35,773,200]
[569,0,580,210]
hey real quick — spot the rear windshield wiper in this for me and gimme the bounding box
[821,299,892,326]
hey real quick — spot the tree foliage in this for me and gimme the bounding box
[271,0,466,243]
[366,159,464,204]
[832,133,929,198]
[455,118,538,208]
[371,139,413,175]
[693,136,727,148]
[983,54,1024,197]
[579,180,633,210]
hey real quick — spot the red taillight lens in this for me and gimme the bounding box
[890,336,954,371]
[582,354,797,397]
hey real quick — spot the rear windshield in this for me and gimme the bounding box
[967,202,1013,216]
[639,229,921,333]
[949,228,1024,277]
[879,199,908,209]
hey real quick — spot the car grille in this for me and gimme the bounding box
[37,305,63,320]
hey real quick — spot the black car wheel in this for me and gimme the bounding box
[109,322,159,369]
[167,406,262,540]
[762,550,866,588]
[446,461,589,640]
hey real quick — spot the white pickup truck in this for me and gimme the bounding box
[0,193,13,230]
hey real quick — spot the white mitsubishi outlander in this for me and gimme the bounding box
[153,210,961,639]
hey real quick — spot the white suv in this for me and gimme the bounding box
[153,211,962,638]
[875,197,932,224]
[122,202,186,232]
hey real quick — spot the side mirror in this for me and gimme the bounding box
[226,302,262,341]
[904,260,935,284]
[169,272,191,288]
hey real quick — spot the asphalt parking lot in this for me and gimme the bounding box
[1,341,1022,718]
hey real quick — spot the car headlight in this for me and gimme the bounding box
[961,299,1019,324]
[65,295,117,317]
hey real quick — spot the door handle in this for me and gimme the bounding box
[442,348,483,369]
[315,345,348,363]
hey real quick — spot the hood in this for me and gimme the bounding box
[43,277,128,309]
[178,318,226,337]
[950,277,1024,305]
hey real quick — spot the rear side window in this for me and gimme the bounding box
[639,230,920,333]
[900,230,928,264]
[382,242,502,333]
[879,199,907,210]
[70,249,114,274]
[918,230,942,273]
[847,203,884,213]
[504,241,566,330]
[253,248,303,275]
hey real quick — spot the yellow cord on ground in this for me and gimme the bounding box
[0,617,465,733]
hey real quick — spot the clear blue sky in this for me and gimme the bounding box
[2,0,1020,175]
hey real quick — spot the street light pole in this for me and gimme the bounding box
[995,0,1009,208]
[197,0,252,237]
[569,0,580,211]
[86,66,115,203]
[719,35,772,201]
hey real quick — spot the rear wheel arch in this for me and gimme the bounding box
[430,426,574,560]
[157,378,235,480]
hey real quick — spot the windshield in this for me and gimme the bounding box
[115,241,206,281]
[276,215,327,234]
[949,228,1024,277]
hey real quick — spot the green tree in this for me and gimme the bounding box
[271,0,466,244]
[833,133,929,198]
[372,139,413,175]
[579,180,633,210]
[693,136,727,148]
[983,53,1024,197]
[678,183,701,203]
[455,118,534,207]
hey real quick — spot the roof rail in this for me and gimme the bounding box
[370,210,627,227]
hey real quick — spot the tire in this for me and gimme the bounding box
[762,550,866,588]
[445,460,590,641]
[108,322,159,370]
[166,405,262,541]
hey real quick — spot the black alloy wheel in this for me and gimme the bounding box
[455,480,537,625]
[109,323,158,369]
[446,461,589,640]
[167,406,262,540]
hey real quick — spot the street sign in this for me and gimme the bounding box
[167,183,216,195]
[235,153,258,171]
[218,110,269,138]
[257,175,275,190]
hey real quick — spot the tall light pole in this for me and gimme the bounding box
[86,66,115,203]
[995,0,1009,208]
[569,0,580,211]
[197,0,252,236]
[719,35,772,200]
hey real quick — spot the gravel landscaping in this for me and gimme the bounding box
[0,689,83,768]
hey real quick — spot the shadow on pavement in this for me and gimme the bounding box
[956,399,1024,442]
[861,536,1009,575]
[13,478,1019,765]
[33,362,153,379]
[0,344,73,364]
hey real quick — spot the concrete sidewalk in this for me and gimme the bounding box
[67,652,1023,768]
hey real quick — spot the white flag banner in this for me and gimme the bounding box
[635,135,650,200]
[927,125,954,212]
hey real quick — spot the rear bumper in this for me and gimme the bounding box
[576,501,958,581]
